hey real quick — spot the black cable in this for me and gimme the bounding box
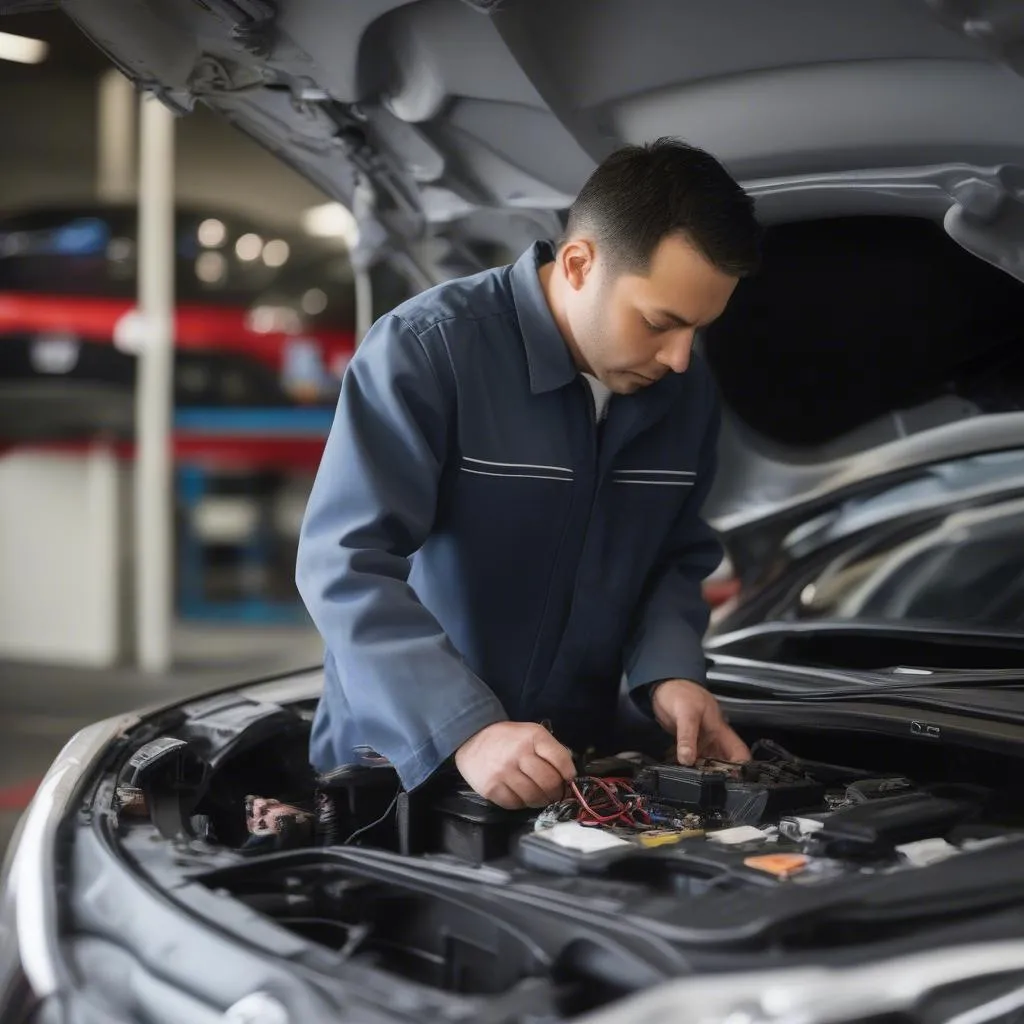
[342,791,400,846]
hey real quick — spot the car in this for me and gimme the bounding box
[5,0,1024,1022]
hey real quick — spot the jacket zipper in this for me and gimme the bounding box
[516,379,601,715]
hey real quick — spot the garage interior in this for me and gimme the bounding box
[4,3,1024,1022]
[0,11,334,854]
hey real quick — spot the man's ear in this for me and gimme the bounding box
[560,238,596,292]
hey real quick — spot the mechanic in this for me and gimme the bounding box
[297,138,762,810]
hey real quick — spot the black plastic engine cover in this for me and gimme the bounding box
[813,793,975,855]
[634,762,826,824]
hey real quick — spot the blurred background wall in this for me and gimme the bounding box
[0,9,372,852]
[0,3,412,663]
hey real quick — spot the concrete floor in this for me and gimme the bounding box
[0,622,323,856]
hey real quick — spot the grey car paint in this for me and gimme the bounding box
[0,671,325,1006]
[578,940,1024,1024]
[57,0,1024,273]
[11,667,1024,1024]
[708,411,1024,535]
[830,495,1024,618]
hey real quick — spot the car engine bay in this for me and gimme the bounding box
[86,686,1024,1020]
[228,742,1006,878]
[68,679,1024,1024]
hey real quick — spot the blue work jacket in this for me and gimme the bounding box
[298,241,723,789]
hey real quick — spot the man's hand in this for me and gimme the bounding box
[650,679,750,765]
[455,722,577,810]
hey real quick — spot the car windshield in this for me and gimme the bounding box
[774,449,1024,633]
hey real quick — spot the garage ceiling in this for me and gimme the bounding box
[0,11,327,230]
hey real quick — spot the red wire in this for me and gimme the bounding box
[590,777,636,824]
[592,777,651,826]
[570,779,622,823]
[573,781,626,824]
[571,776,650,828]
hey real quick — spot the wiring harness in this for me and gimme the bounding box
[534,776,660,830]
[572,776,651,827]
[534,758,820,834]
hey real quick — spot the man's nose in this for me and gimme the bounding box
[655,330,694,374]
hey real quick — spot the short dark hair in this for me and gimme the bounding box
[565,138,761,277]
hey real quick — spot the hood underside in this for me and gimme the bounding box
[45,0,1024,524]
[54,0,1024,278]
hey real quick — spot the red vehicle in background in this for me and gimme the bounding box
[0,204,361,444]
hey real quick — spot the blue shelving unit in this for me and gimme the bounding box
[173,406,332,624]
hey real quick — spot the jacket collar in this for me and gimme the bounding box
[510,240,682,458]
[510,240,579,395]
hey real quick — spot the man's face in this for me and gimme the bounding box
[563,233,739,394]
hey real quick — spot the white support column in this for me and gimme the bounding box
[353,267,373,345]
[96,69,136,201]
[134,92,176,673]
[352,177,375,346]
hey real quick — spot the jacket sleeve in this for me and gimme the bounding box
[622,376,724,708]
[296,314,507,789]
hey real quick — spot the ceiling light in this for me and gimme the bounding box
[247,305,303,335]
[0,31,48,65]
[0,232,27,257]
[30,335,79,375]
[198,218,226,248]
[262,239,290,267]
[235,233,262,262]
[247,306,277,334]
[301,202,359,248]
[301,288,328,316]
[196,251,227,284]
[106,237,134,262]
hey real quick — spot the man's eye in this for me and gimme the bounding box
[642,316,668,332]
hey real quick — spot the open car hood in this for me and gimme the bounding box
[54,0,1024,278]
[50,0,1024,524]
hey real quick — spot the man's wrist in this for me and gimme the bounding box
[632,678,670,718]
[648,678,706,710]
[647,679,669,704]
